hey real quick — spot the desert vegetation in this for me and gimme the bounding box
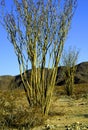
[0,0,88,130]
[0,0,77,116]
[61,47,79,96]
[0,83,88,130]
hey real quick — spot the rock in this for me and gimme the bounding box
[43,124,57,130]
[66,122,88,130]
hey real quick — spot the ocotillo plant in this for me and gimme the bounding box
[0,0,77,115]
[61,47,79,96]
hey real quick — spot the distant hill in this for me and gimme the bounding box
[0,76,14,90]
[0,62,88,90]
[75,62,88,83]
[56,62,88,85]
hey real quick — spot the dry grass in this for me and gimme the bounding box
[0,90,46,130]
[54,83,88,98]
[74,83,88,95]
[0,83,88,129]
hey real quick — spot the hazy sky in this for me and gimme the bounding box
[0,0,88,76]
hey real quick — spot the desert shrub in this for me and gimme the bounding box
[1,108,45,129]
[0,90,45,129]
[61,47,79,96]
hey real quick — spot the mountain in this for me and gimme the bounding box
[56,62,88,85]
[0,62,88,90]
[0,75,14,90]
[75,62,88,83]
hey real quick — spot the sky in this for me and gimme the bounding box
[0,0,88,76]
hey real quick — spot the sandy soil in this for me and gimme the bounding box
[32,95,88,130]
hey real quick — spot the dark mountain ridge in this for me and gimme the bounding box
[0,62,88,90]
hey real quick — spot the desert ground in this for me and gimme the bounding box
[0,84,88,130]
